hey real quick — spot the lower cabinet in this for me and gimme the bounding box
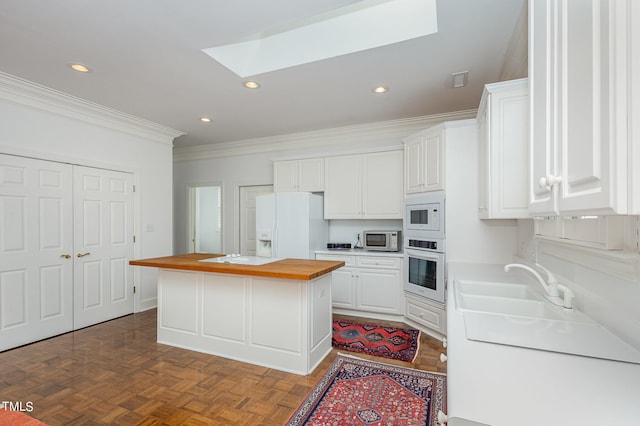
[404,293,446,337]
[315,253,403,315]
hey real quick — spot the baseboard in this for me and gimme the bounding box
[138,298,157,313]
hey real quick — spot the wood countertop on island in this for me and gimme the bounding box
[129,253,345,281]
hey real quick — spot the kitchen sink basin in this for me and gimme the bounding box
[455,280,534,299]
[457,294,567,320]
[199,255,282,266]
[453,278,640,364]
[454,280,580,321]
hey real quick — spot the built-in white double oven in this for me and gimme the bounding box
[403,192,446,304]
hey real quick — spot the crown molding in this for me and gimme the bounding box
[173,109,477,162]
[0,72,184,145]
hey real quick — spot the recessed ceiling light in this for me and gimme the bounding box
[200,117,212,123]
[372,86,389,94]
[70,63,90,73]
[243,81,260,89]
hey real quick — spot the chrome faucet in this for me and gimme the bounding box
[504,263,574,309]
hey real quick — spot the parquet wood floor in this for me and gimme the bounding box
[0,309,446,425]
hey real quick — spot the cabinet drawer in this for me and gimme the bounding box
[315,254,356,267]
[405,295,446,335]
[356,256,401,270]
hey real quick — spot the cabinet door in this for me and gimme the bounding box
[362,151,403,218]
[273,160,298,192]
[529,0,556,215]
[530,0,628,215]
[556,0,624,214]
[298,158,324,192]
[324,155,362,218]
[423,131,445,192]
[404,136,424,194]
[356,269,401,314]
[477,99,490,217]
[330,268,356,309]
[479,80,529,219]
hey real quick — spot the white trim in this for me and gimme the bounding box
[173,110,477,162]
[0,72,184,145]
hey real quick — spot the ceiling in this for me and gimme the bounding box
[0,0,527,148]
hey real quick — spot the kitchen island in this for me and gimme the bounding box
[130,253,344,375]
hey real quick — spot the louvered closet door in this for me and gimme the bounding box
[73,166,134,329]
[0,154,74,351]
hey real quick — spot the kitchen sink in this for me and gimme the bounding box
[453,278,640,364]
[454,280,582,321]
[455,280,533,299]
[199,255,282,266]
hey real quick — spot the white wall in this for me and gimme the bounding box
[444,120,519,264]
[0,73,181,311]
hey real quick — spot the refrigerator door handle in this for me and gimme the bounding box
[272,223,277,258]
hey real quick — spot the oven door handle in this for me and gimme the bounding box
[405,249,444,260]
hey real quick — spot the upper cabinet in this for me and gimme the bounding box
[477,78,529,219]
[529,0,635,215]
[273,158,324,192]
[324,150,403,219]
[403,125,445,195]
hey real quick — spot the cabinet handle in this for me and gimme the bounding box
[77,252,91,258]
[440,353,447,363]
[442,337,447,348]
[60,254,71,259]
[538,174,562,190]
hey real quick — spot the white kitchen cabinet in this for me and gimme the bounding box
[324,150,403,219]
[273,158,324,192]
[315,252,403,315]
[403,125,445,195]
[477,78,529,219]
[404,293,446,337]
[529,0,633,215]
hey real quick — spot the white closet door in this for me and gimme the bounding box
[73,166,134,329]
[0,154,74,351]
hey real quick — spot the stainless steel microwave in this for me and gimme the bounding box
[363,230,401,251]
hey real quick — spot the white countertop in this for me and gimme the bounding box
[315,249,403,257]
[446,262,640,426]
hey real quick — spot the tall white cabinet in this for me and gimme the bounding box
[529,0,633,215]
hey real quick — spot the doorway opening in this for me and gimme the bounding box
[188,185,222,253]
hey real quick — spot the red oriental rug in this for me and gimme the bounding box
[0,409,47,425]
[285,354,446,426]
[332,320,421,362]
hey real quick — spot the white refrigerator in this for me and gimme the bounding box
[255,192,328,259]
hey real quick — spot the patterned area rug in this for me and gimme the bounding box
[0,410,47,425]
[332,320,421,362]
[285,354,446,426]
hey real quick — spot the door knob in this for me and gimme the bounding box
[60,254,71,259]
[77,252,91,258]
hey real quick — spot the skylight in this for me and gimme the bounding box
[202,0,438,77]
